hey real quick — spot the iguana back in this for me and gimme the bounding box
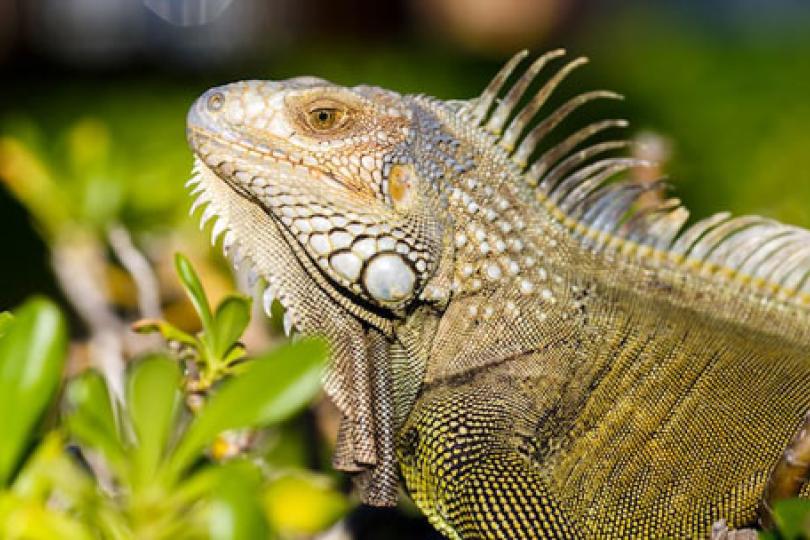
[185,50,810,539]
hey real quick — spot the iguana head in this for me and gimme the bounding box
[187,79,447,321]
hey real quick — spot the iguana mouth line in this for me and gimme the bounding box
[190,121,429,315]
[187,126,357,195]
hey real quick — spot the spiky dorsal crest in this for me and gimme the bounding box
[459,50,810,313]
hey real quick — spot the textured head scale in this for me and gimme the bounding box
[187,78,445,314]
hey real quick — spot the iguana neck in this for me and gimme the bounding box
[399,96,590,383]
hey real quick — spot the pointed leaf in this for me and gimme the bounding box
[0,313,13,339]
[211,295,251,360]
[132,319,197,348]
[174,253,213,334]
[169,339,327,477]
[127,355,182,485]
[0,297,67,486]
[222,344,248,369]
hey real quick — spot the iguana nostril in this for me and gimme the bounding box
[206,91,225,111]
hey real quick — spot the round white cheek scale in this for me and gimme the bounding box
[363,253,416,303]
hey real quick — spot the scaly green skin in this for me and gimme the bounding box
[186,51,810,538]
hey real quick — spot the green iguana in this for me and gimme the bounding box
[185,50,810,539]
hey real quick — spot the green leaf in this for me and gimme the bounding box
[0,313,13,339]
[211,295,251,361]
[773,498,810,540]
[169,339,327,477]
[174,253,213,334]
[64,370,125,472]
[222,344,248,369]
[207,462,270,540]
[0,297,67,486]
[131,319,197,348]
[126,355,182,486]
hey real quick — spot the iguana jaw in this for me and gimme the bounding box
[186,155,403,480]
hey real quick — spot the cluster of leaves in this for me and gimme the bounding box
[0,256,348,539]
[134,254,253,392]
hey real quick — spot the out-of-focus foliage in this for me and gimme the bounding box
[0,298,67,487]
[264,472,350,535]
[0,298,94,540]
[0,258,346,539]
[63,345,326,539]
[65,357,266,540]
[0,86,194,237]
[581,8,810,228]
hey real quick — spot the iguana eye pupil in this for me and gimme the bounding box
[308,107,343,130]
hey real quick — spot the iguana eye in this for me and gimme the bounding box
[307,107,344,131]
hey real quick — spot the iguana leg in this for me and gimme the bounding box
[396,363,806,539]
[396,379,578,539]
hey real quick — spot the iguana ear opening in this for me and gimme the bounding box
[388,164,418,211]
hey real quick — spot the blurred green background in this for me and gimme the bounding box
[1,0,809,538]
[2,0,810,311]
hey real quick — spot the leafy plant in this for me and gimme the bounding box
[134,253,252,393]
[0,256,348,539]
[64,341,327,539]
[0,299,66,485]
[0,297,97,540]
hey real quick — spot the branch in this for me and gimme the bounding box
[107,224,162,320]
